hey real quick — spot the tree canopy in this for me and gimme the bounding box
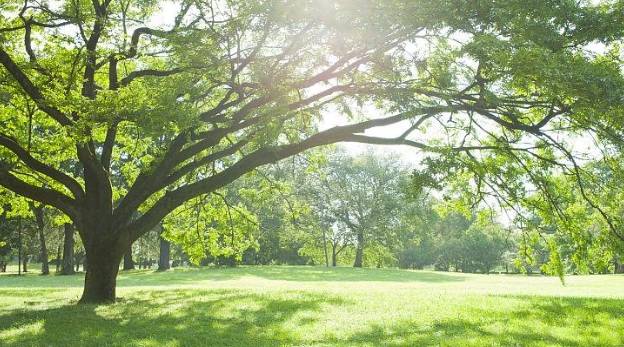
[1,0,623,302]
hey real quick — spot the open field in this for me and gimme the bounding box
[1,266,623,346]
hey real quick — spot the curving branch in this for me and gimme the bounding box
[124,105,466,240]
[0,133,84,200]
[0,166,77,218]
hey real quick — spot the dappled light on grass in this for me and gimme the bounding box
[1,267,624,346]
[337,295,624,346]
[0,289,347,346]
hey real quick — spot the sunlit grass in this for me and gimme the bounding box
[1,266,623,346]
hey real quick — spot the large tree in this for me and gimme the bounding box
[1,0,623,303]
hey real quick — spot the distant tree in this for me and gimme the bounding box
[462,226,507,274]
[158,227,171,271]
[399,237,436,270]
[61,223,75,275]
[29,203,50,275]
[303,150,406,267]
[123,248,135,271]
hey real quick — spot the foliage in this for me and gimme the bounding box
[163,193,258,266]
[1,0,624,302]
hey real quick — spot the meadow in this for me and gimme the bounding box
[1,266,623,346]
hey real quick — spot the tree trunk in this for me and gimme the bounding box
[123,244,135,270]
[22,255,28,272]
[38,227,49,275]
[353,230,364,268]
[158,235,170,271]
[615,258,624,274]
[31,204,49,275]
[61,223,75,275]
[18,218,22,276]
[331,245,337,267]
[55,241,62,273]
[79,246,123,304]
[322,229,329,267]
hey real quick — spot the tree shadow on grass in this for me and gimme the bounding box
[0,289,347,347]
[1,292,623,346]
[331,295,624,346]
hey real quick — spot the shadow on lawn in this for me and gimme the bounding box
[1,292,623,346]
[0,289,346,346]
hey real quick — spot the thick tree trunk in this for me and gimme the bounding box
[61,223,75,275]
[123,245,135,270]
[76,214,131,304]
[158,235,170,271]
[331,245,337,267]
[79,246,123,304]
[353,230,364,268]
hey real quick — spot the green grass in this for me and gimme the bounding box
[1,266,623,346]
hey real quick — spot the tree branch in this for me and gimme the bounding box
[0,167,77,218]
[0,48,72,126]
[0,133,84,200]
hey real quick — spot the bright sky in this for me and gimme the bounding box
[149,1,607,169]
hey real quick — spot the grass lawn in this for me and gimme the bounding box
[1,266,623,346]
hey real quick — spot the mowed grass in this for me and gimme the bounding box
[1,266,623,346]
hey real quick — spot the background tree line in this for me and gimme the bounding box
[5,146,622,276]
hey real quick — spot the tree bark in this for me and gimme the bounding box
[353,230,364,268]
[61,223,75,275]
[331,245,337,267]
[79,245,123,304]
[123,245,135,270]
[158,235,170,271]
